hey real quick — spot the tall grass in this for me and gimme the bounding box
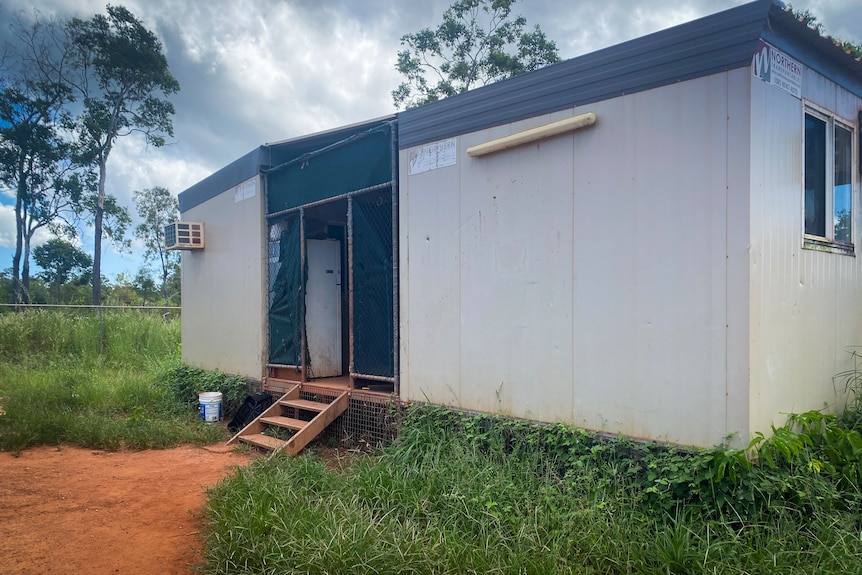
[202,405,862,574]
[0,309,234,452]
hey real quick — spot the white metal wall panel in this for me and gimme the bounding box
[398,155,462,405]
[457,111,575,422]
[401,72,747,446]
[725,67,754,445]
[181,176,265,379]
[570,76,733,446]
[748,68,862,434]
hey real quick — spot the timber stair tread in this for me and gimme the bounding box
[239,434,288,450]
[226,382,349,456]
[259,415,306,430]
[279,398,327,412]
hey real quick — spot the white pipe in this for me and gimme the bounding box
[466,112,597,157]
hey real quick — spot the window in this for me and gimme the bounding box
[804,110,854,251]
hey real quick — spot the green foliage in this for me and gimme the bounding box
[0,309,226,452]
[66,4,179,305]
[792,7,862,59]
[133,186,180,305]
[203,403,862,574]
[0,16,79,305]
[161,364,248,418]
[33,238,92,303]
[393,0,560,109]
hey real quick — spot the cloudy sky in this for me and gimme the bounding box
[1,0,860,282]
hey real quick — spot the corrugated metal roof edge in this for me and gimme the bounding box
[178,146,267,213]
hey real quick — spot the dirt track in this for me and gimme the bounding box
[0,444,252,575]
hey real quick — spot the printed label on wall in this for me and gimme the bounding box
[752,40,802,99]
[408,138,457,175]
[234,179,257,203]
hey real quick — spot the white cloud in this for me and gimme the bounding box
[0,204,15,250]
[0,203,56,250]
[0,0,857,281]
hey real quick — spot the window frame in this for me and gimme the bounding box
[802,103,857,255]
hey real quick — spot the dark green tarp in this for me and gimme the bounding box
[267,124,392,215]
[352,192,394,377]
[269,217,303,365]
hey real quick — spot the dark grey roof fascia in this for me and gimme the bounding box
[178,146,268,213]
[398,0,861,149]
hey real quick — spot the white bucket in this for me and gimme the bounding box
[199,392,223,423]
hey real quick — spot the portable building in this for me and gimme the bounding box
[177,0,862,449]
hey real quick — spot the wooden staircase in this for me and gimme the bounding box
[226,383,349,456]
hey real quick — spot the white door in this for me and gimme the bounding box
[305,239,342,377]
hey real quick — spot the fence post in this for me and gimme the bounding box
[99,305,104,355]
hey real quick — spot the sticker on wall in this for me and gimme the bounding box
[752,40,802,99]
[408,138,457,175]
[234,179,257,203]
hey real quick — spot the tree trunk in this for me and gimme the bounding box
[92,158,107,306]
[160,250,169,305]
[22,234,32,305]
[12,191,25,305]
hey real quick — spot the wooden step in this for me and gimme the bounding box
[282,391,349,456]
[279,398,327,412]
[226,386,349,456]
[238,434,287,450]
[259,415,305,430]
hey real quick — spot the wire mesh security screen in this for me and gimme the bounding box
[352,191,394,378]
[268,216,303,365]
[267,124,393,215]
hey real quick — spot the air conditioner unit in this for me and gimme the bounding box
[165,221,204,250]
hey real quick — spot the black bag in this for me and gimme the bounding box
[228,392,274,432]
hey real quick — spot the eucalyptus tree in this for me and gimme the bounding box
[392,0,560,109]
[132,185,178,305]
[0,16,78,304]
[66,4,179,305]
[33,237,92,303]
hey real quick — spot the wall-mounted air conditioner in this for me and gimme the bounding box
[165,221,204,250]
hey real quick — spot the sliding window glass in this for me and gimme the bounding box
[804,114,826,237]
[834,124,852,245]
[803,108,855,252]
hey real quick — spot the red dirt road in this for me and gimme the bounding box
[0,444,252,575]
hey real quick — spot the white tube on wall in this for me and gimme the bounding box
[466,112,597,158]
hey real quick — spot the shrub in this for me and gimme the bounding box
[161,364,248,417]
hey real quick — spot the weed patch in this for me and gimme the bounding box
[202,403,862,574]
[0,310,234,452]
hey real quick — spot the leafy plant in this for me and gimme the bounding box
[392,0,560,108]
[161,364,248,417]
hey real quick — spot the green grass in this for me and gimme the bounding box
[0,309,241,452]
[202,406,862,574]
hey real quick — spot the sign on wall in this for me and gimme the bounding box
[408,138,457,175]
[234,179,257,203]
[752,40,802,98]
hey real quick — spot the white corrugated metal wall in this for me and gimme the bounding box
[748,66,862,435]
